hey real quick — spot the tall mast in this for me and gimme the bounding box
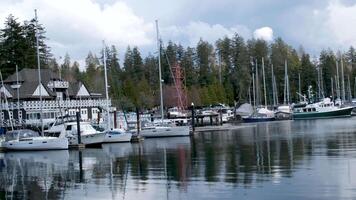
[16,64,20,125]
[348,75,352,102]
[341,56,346,103]
[252,73,255,108]
[255,59,259,106]
[336,61,340,99]
[35,9,43,135]
[156,20,164,122]
[103,40,110,130]
[284,60,287,104]
[262,57,267,108]
[331,77,334,101]
[271,64,276,107]
[0,70,13,131]
[298,73,301,102]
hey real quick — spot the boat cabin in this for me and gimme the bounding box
[5,129,40,141]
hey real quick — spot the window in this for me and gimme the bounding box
[66,125,72,131]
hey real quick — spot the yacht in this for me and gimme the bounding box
[45,121,105,146]
[292,98,353,119]
[140,123,190,138]
[4,129,68,150]
[103,128,132,143]
[242,107,276,123]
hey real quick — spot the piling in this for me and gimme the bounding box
[69,111,85,149]
[191,104,195,132]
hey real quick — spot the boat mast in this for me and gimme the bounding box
[284,60,287,104]
[262,57,267,108]
[331,77,334,101]
[255,59,259,106]
[16,64,20,126]
[0,70,13,131]
[298,73,301,102]
[271,64,276,107]
[156,20,164,123]
[336,61,340,100]
[35,9,44,135]
[348,75,352,102]
[341,56,346,103]
[252,73,255,108]
[103,40,111,130]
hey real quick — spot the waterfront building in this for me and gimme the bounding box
[0,68,111,128]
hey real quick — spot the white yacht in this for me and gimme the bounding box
[103,128,132,143]
[140,123,190,138]
[4,129,68,150]
[45,121,105,146]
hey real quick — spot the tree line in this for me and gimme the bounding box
[1,14,356,111]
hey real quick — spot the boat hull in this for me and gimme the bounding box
[293,107,353,120]
[4,137,68,151]
[68,132,106,146]
[242,117,275,123]
[103,133,132,143]
[140,126,190,138]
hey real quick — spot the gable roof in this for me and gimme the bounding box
[4,68,60,85]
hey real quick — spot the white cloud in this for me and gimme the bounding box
[0,0,154,68]
[324,0,356,48]
[161,21,251,46]
[253,27,273,41]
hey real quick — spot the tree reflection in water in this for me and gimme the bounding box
[1,118,356,199]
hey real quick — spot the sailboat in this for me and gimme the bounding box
[101,41,132,143]
[275,60,292,120]
[4,10,68,151]
[139,20,190,137]
[242,58,275,123]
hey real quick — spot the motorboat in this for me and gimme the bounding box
[242,107,275,123]
[4,129,68,150]
[45,121,105,146]
[292,98,353,119]
[103,128,132,143]
[139,121,190,138]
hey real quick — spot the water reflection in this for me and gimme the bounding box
[2,118,356,199]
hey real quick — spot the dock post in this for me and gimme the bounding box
[191,102,195,132]
[219,109,223,125]
[69,111,85,149]
[113,110,117,129]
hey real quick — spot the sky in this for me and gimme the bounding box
[1,0,356,69]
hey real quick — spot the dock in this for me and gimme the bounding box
[0,147,5,152]
[69,144,86,150]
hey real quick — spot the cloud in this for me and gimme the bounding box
[0,0,154,68]
[161,21,251,46]
[253,27,273,41]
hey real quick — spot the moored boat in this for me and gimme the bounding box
[4,129,68,150]
[292,98,353,119]
[103,129,132,143]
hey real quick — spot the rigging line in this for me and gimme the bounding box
[160,42,185,109]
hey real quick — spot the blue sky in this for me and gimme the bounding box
[1,0,356,69]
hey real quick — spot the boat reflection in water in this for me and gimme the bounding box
[1,118,356,199]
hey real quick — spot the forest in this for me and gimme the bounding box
[1,14,356,111]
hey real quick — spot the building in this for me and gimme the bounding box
[0,68,111,128]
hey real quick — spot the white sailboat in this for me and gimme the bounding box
[140,20,190,138]
[3,10,68,151]
[101,41,132,143]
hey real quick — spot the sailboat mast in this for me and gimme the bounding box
[103,40,111,130]
[271,64,276,107]
[255,59,259,106]
[341,56,346,103]
[16,64,20,125]
[0,70,13,131]
[298,73,301,102]
[262,57,267,108]
[336,61,340,99]
[156,20,164,122]
[284,60,287,104]
[252,73,255,108]
[35,9,43,135]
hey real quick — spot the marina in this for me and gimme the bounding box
[1,118,356,199]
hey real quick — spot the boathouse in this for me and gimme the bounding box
[0,68,111,128]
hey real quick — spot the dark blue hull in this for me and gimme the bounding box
[242,117,275,123]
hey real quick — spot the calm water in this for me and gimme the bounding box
[2,118,356,199]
